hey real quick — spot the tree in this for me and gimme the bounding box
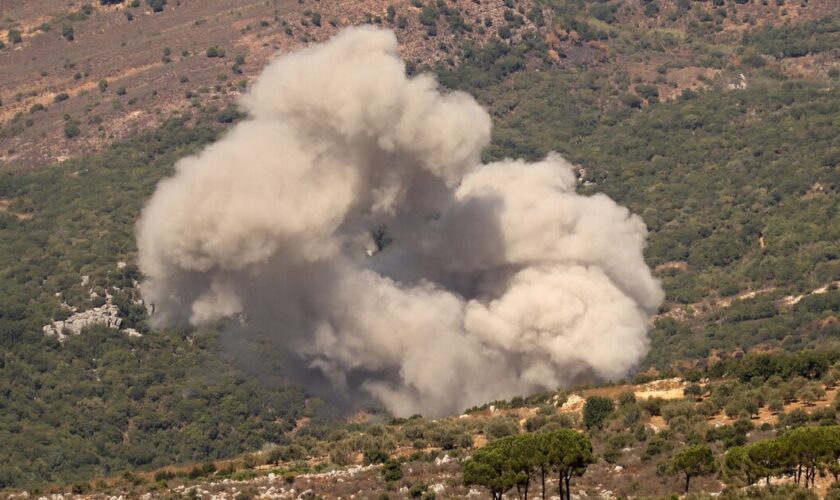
[724,446,757,486]
[583,396,614,430]
[796,383,825,406]
[8,29,22,44]
[746,438,791,485]
[363,449,389,465]
[463,431,593,500]
[463,445,517,500]
[782,426,837,487]
[669,444,716,493]
[544,430,594,500]
[488,434,538,499]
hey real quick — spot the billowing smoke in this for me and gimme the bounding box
[137,27,664,417]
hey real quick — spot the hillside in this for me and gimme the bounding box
[1,0,840,495]
[1,0,837,169]
[0,0,551,170]
[12,350,840,499]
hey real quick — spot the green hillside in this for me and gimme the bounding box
[1,0,839,491]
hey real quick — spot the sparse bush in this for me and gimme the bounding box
[147,0,166,12]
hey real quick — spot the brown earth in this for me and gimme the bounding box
[2,0,837,171]
[0,0,548,170]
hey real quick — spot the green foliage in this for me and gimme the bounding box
[0,113,308,488]
[635,83,659,103]
[708,350,840,383]
[63,119,81,138]
[722,426,840,490]
[146,0,166,13]
[382,459,403,482]
[744,15,840,58]
[583,396,614,430]
[206,46,225,58]
[669,444,715,493]
[459,54,840,367]
[419,6,437,27]
[485,417,519,439]
[717,484,818,500]
[741,54,766,69]
[463,430,593,500]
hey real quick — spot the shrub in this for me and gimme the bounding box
[147,0,166,12]
[636,84,660,103]
[485,417,519,438]
[363,449,389,465]
[382,459,402,482]
[583,396,614,429]
[742,54,766,68]
[64,120,81,138]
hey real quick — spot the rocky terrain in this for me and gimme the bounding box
[1,0,840,497]
[0,0,549,170]
[1,0,836,170]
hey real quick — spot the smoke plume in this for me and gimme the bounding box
[137,27,664,417]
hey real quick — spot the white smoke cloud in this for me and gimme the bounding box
[137,27,664,417]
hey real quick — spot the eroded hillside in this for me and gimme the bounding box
[1,0,837,169]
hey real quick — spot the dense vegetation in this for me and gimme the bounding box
[438,27,840,370]
[31,349,840,498]
[463,430,593,499]
[1,0,839,492]
[0,111,308,489]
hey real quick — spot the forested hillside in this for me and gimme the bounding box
[0,0,839,493]
[0,112,308,488]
